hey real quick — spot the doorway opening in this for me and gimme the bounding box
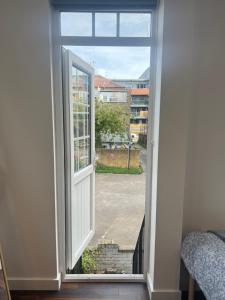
[59,10,153,278]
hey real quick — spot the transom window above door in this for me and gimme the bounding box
[61,12,152,37]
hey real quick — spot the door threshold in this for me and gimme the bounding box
[63,274,145,282]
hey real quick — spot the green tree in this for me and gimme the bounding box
[95,100,129,147]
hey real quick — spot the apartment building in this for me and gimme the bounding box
[129,88,150,135]
[94,75,130,114]
[113,78,149,89]
[113,67,150,90]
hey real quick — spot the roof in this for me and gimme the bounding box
[94,75,124,89]
[139,67,150,80]
[128,88,150,96]
[112,79,149,82]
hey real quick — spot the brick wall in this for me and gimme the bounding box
[91,241,133,274]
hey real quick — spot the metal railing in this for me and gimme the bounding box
[132,216,145,274]
[68,256,83,274]
[131,100,149,106]
[131,111,148,118]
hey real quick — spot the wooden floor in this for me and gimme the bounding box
[11,282,149,300]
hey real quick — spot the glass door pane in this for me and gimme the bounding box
[72,65,91,173]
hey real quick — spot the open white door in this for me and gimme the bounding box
[63,48,95,270]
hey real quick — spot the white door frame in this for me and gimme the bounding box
[51,7,157,282]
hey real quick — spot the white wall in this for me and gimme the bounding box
[148,0,225,298]
[96,91,128,103]
[0,0,59,290]
[0,0,224,295]
[181,1,225,289]
[148,1,194,298]
[183,0,225,234]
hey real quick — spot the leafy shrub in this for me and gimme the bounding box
[82,249,97,274]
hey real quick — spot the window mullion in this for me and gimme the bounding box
[92,12,95,37]
[116,13,120,37]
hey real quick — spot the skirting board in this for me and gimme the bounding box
[8,273,61,290]
[147,273,181,300]
[63,274,145,282]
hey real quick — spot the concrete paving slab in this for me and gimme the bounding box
[90,171,145,249]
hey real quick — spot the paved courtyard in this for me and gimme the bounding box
[90,170,145,250]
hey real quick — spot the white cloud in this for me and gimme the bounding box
[65,46,150,79]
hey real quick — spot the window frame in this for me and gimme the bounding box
[52,5,157,283]
[60,11,153,47]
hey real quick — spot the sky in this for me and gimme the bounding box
[61,12,151,79]
[65,46,150,79]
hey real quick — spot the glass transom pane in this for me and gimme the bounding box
[61,12,92,36]
[120,13,151,37]
[95,13,117,37]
